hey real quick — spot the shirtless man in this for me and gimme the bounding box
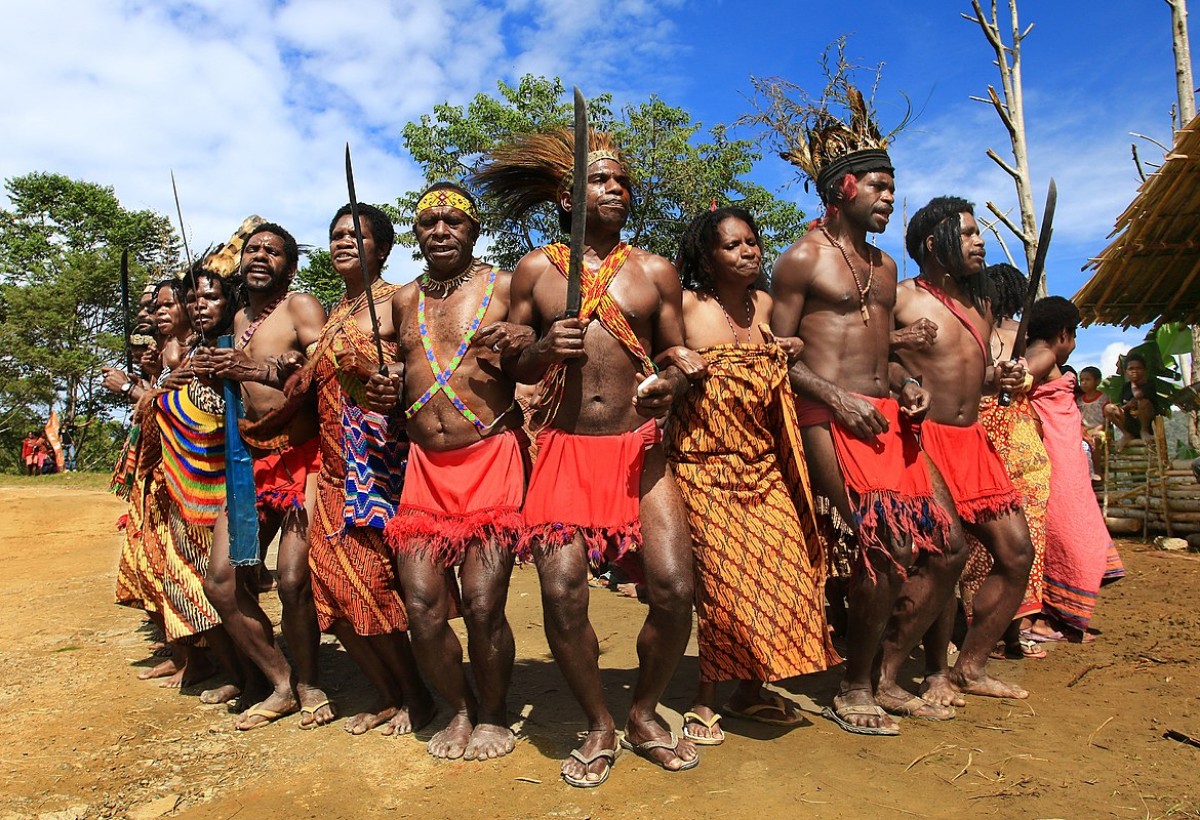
[771,147,963,735]
[195,224,335,729]
[475,130,702,785]
[892,195,1033,701]
[368,183,531,761]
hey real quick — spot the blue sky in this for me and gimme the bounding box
[2,0,1195,374]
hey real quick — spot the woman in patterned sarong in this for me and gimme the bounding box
[304,204,433,735]
[151,273,246,692]
[668,208,839,746]
[957,265,1051,660]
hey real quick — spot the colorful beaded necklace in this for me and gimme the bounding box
[404,265,497,432]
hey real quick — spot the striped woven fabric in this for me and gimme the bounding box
[156,386,226,527]
[342,400,406,529]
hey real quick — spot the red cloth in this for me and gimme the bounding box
[253,436,320,516]
[795,395,949,576]
[920,419,1021,523]
[521,419,660,567]
[385,429,529,566]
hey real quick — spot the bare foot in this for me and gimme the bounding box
[427,713,473,759]
[624,717,698,771]
[235,689,299,731]
[381,696,437,737]
[297,686,336,729]
[949,669,1028,699]
[919,673,968,708]
[200,683,241,705]
[875,688,955,721]
[464,723,516,760]
[137,659,179,681]
[561,728,618,786]
[344,704,398,735]
[159,668,186,689]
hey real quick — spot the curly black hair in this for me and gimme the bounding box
[245,222,299,271]
[675,206,763,292]
[329,202,395,260]
[986,263,1027,320]
[1026,295,1080,343]
[181,269,239,339]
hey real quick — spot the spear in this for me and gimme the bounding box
[344,143,387,373]
[169,170,204,338]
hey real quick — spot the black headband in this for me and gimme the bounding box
[816,149,894,200]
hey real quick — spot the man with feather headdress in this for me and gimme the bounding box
[753,49,964,735]
[473,128,704,786]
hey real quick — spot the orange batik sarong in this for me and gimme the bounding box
[667,343,840,683]
[959,394,1050,622]
[308,292,410,636]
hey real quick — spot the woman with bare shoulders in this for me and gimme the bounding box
[667,207,839,746]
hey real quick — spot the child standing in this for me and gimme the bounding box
[1078,366,1109,480]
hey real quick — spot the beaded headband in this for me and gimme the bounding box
[559,150,625,191]
[416,189,479,223]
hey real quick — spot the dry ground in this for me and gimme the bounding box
[0,476,1198,819]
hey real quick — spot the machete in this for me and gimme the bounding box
[565,86,589,319]
[344,143,388,374]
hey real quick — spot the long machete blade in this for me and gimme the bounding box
[565,87,588,319]
[120,249,132,373]
[998,177,1057,406]
[344,143,387,373]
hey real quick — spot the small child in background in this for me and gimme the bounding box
[1078,366,1110,480]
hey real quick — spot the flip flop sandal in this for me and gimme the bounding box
[298,699,333,730]
[1019,639,1048,659]
[619,732,700,772]
[681,711,725,746]
[561,744,619,788]
[722,695,803,727]
[236,702,298,732]
[822,694,900,737]
[1020,627,1066,643]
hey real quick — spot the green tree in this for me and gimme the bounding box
[0,173,177,470]
[397,75,806,270]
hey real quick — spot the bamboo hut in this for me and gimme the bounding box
[1075,112,1200,537]
[1075,112,1200,327]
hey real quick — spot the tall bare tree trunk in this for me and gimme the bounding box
[965,0,1046,296]
[1166,0,1200,449]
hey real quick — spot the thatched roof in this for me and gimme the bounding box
[1075,113,1200,327]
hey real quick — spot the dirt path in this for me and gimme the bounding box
[0,480,1197,819]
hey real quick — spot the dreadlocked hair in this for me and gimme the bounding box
[986,263,1027,321]
[741,37,909,205]
[1027,296,1080,344]
[907,196,989,311]
[675,207,763,292]
[471,127,631,233]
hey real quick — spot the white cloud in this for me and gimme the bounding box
[0,0,684,278]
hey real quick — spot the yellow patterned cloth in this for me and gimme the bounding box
[667,343,840,683]
[959,395,1050,621]
[416,189,479,222]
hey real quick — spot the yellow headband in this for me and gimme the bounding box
[416,189,479,222]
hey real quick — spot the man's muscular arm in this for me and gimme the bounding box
[366,289,408,413]
[771,246,887,438]
[504,254,586,383]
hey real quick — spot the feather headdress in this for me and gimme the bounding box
[472,128,630,222]
[743,38,910,203]
[201,215,267,278]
